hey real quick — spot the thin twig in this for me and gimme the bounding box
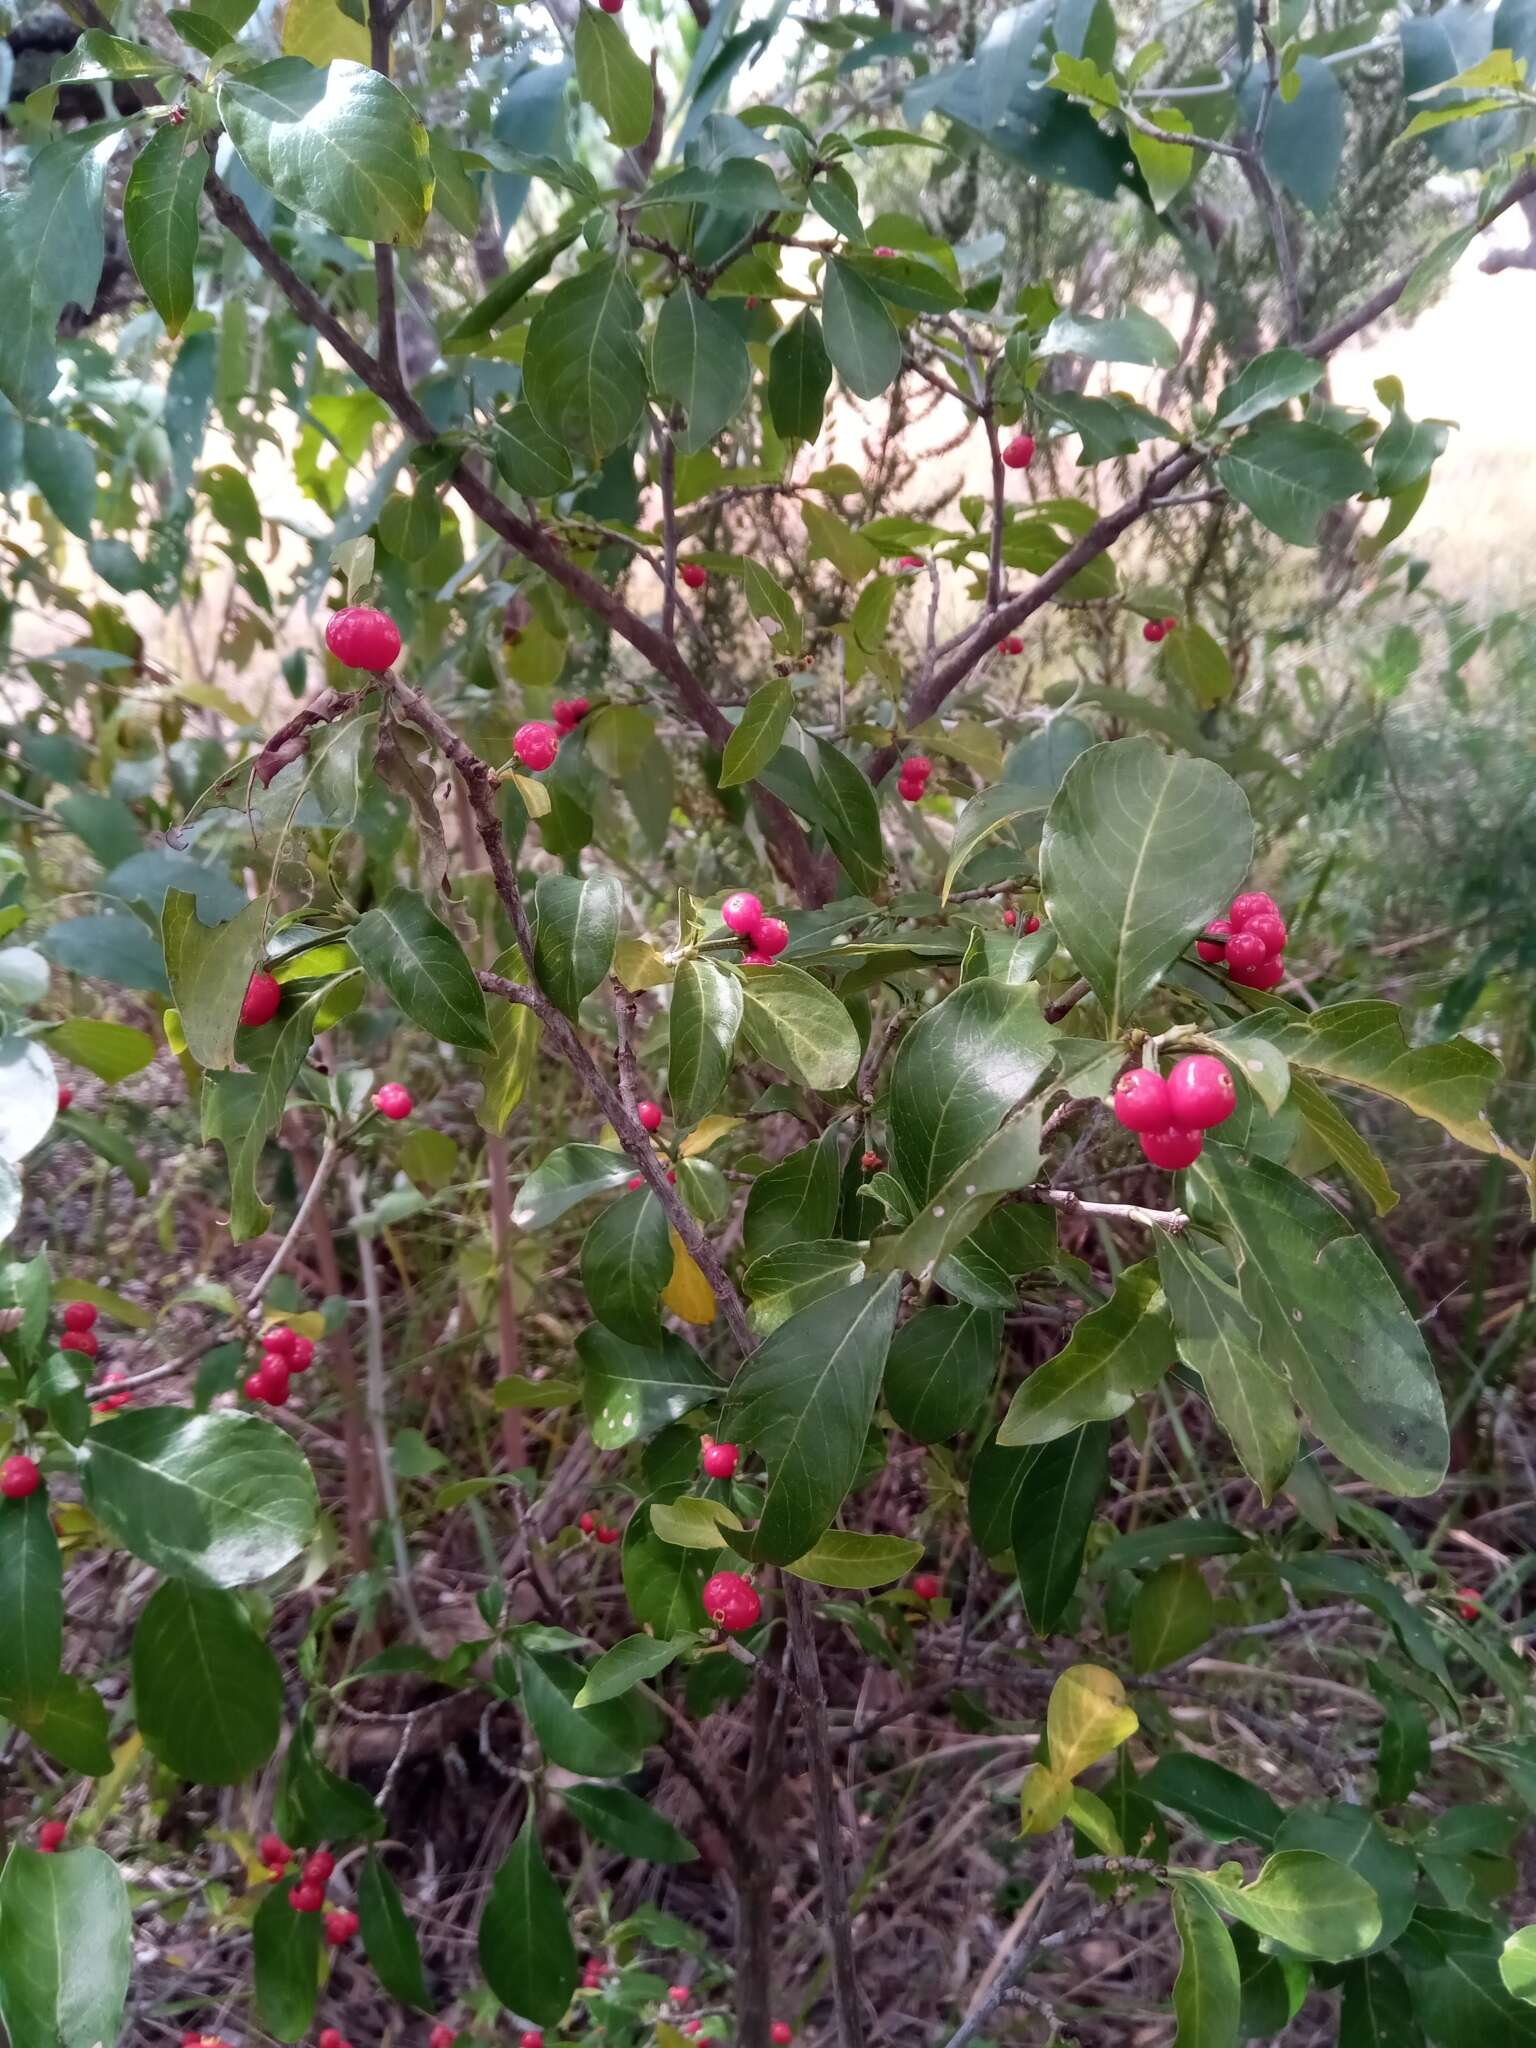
[786,1577,867,2048]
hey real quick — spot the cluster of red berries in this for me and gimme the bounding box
[583,1958,614,1991]
[720,890,791,966]
[700,1434,739,1479]
[1142,616,1179,644]
[1113,1052,1236,1170]
[244,1324,316,1408]
[897,754,933,804]
[513,720,561,772]
[1001,907,1040,934]
[703,1569,761,1633]
[264,1839,357,1944]
[1003,432,1035,469]
[577,1510,622,1545]
[552,696,590,733]
[324,605,402,673]
[1197,889,1288,992]
[241,970,282,1029]
[372,1082,413,1121]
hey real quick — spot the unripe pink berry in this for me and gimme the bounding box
[1228,891,1279,930]
[722,891,764,935]
[1,1454,42,1499]
[1165,1054,1236,1131]
[240,972,282,1029]
[701,1440,739,1479]
[754,917,789,958]
[372,1082,413,1120]
[637,1100,663,1132]
[1112,1068,1172,1135]
[1141,1125,1204,1170]
[1196,918,1231,964]
[1002,433,1035,469]
[325,605,401,673]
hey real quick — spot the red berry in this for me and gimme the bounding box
[578,1511,596,1534]
[324,1908,359,1946]
[595,1524,620,1545]
[1023,915,1040,934]
[1224,930,1268,973]
[1244,912,1288,956]
[430,2029,457,2048]
[1228,891,1279,930]
[1165,1054,1236,1131]
[1141,1125,1204,1170]
[873,244,896,257]
[680,563,708,590]
[684,2027,702,2039]
[568,696,591,722]
[1111,1068,1172,1135]
[1457,1588,1481,1621]
[637,1100,663,1133]
[287,1335,315,1373]
[61,1329,98,1357]
[702,1441,739,1479]
[240,971,282,1029]
[38,1818,67,1852]
[372,1082,413,1121]
[772,2025,795,2046]
[319,2032,347,2048]
[244,1368,274,1402]
[1001,635,1024,655]
[722,891,764,935]
[703,1569,761,1632]
[325,606,401,673]
[289,1881,325,1912]
[513,721,560,771]
[1229,954,1285,991]
[1,1455,41,1500]
[754,917,790,958]
[739,950,774,966]
[520,2033,544,2048]
[898,780,925,804]
[1143,620,1166,644]
[600,0,622,11]
[259,1833,292,1868]
[1162,616,1178,633]
[56,1084,73,1110]
[303,1849,335,1885]
[898,555,924,569]
[626,1174,644,1191]
[912,1572,941,1601]
[1196,918,1231,964]
[1002,908,1017,928]
[669,1987,690,2006]
[1002,433,1035,469]
[861,1150,882,1171]
[62,1301,96,1332]
[552,699,574,731]
[92,1372,131,1413]
[263,1324,298,1359]
[905,755,932,778]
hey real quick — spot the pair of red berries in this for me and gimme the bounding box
[1,1453,42,1500]
[513,721,561,772]
[703,1569,761,1633]
[552,696,590,733]
[720,891,791,966]
[1143,616,1179,643]
[898,754,932,804]
[700,1434,739,1479]
[241,970,283,1029]
[325,605,402,673]
[680,562,708,590]
[577,1511,621,1545]
[1003,432,1036,469]
[1001,907,1040,933]
[60,1298,100,1364]
[1197,889,1288,992]
[245,1324,316,1407]
[372,1082,413,1121]
[1113,1053,1236,1170]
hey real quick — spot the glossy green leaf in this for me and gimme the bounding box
[202,986,329,1241]
[575,1634,684,1707]
[668,958,743,1125]
[869,1114,1043,1286]
[46,1018,155,1084]
[720,680,794,789]
[1011,1422,1109,1633]
[784,1529,924,1589]
[940,782,1051,903]
[743,561,805,655]
[1240,56,1345,211]
[131,1582,282,1783]
[274,1710,383,1846]
[1144,1754,1284,1847]
[768,309,833,442]
[513,1143,633,1229]
[516,1647,644,1775]
[1501,1930,1536,2008]
[1039,307,1178,368]
[1160,622,1234,710]
[358,1852,431,2009]
[1215,419,1373,547]
[79,1407,318,1588]
[0,121,127,412]
[999,1260,1171,1446]
[494,401,575,497]
[1275,1804,1416,1955]
[533,873,622,1020]
[1041,739,1254,1032]
[523,259,646,463]
[822,256,901,399]
[480,1820,579,2027]
[1128,104,1197,212]
[563,1782,697,1864]
[1177,1851,1381,1964]
[0,1845,131,2048]
[0,1676,112,1776]
[887,977,1052,1203]
[1214,347,1325,430]
[1130,1557,1215,1672]
[1340,1955,1423,2047]
[1158,1235,1299,1500]
[723,1274,901,1563]
[253,1884,324,2042]
[652,288,751,454]
[744,1239,865,1335]
[163,889,264,1072]
[123,122,207,337]
[732,961,861,1091]
[574,2,653,146]
[578,1324,719,1448]
[883,1304,1001,1444]
[351,887,493,1051]
[581,1188,672,1343]
[1172,1878,1242,2048]
[743,1130,841,1262]
[0,1492,61,1708]
[219,58,433,245]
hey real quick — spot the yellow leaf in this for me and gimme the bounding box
[680,1114,743,1159]
[613,937,674,991]
[662,1231,716,1325]
[282,0,369,65]
[1018,1764,1073,1835]
[1046,1663,1139,1781]
[510,768,551,818]
[273,943,353,984]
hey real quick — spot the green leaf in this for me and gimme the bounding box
[79,1407,318,1589]
[1144,1754,1284,1847]
[723,1274,901,1564]
[131,1582,282,1783]
[652,289,751,455]
[218,58,433,245]
[784,1529,924,1589]
[253,1884,324,2042]
[123,122,207,337]
[649,1493,743,1549]
[1340,1955,1423,2047]
[1215,419,1373,547]
[1375,1680,1430,1807]
[358,1852,431,2010]
[587,706,655,778]
[822,257,901,400]
[574,3,654,148]
[201,988,326,1242]
[743,1130,841,1262]
[53,29,171,79]
[1273,1805,1415,1959]
[1157,1235,1298,1500]
[524,259,647,464]
[351,887,493,1051]
[998,1260,1171,1446]
[1501,1929,1536,2008]
[1039,308,1178,368]
[1192,1147,1448,1496]
[743,561,805,655]
[517,1647,644,1775]
[274,1710,383,1846]
[883,1304,1001,1444]
[745,1239,866,1335]
[577,1324,720,1448]
[575,1634,684,1707]
[668,959,743,1125]
[869,1115,1044,1285]
[1239,55,1344,211]
[533,873,622,1020]
[887,977,1052,1203]
[562,1782,698,1864]
[768,309,833,443]
[0,121,127,412]
[1046,389,1173,465]
[1040,738,1254,1033]
[282,0,370,64]
[1172,1879,1243,2048]
[513,1143,634,1229]
[732,961,861,1091]
[0,1846,131,2048]
[1177,1851,1381,1964]
[720,680,794,789]
[163,889,264,1072]
[46,1018,155,1084]
[1128,104,1198,212]
[494,401,575,498]
[1214,347,1325,430]
[0,1492,61,1708]
[940,782,1051,903]
[1129,1557,1215,1672]
[581,1188,673,1343]
[1160,622,1234,710]
[1,1676,113,1776]
[1011,1423,1108,1633]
